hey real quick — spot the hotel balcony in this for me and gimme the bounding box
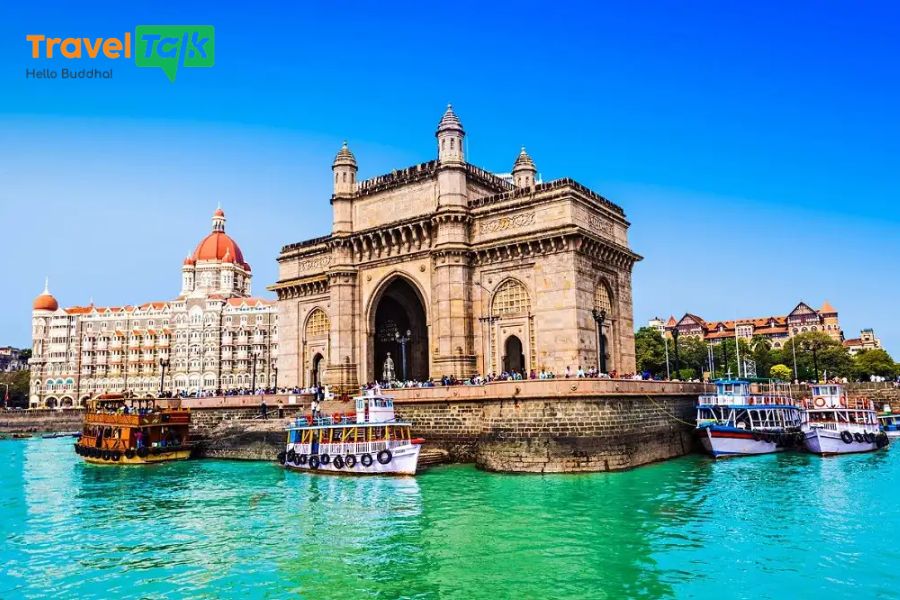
[82,342,94,351]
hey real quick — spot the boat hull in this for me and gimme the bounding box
[803,429,881,455]
[282,443,421,476]
[698,427,782,458]
[75,444,191,465]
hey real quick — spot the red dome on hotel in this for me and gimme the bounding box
[192,232,246,263]
[33,279,59,311]
[190,208,249,268]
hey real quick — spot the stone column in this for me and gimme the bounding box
[323,240,359,393]
[431,247,477,378]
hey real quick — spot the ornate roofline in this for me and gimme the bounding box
[469,177,625,217]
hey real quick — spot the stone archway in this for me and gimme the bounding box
[370,277,428,383]
[503,335,525,374]
[311,353,324,387]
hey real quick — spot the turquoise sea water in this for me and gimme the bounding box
[1,438,898,599]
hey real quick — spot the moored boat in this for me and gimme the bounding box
[802,384,888,455]
[279,391,423,475]
[877,411,900,438]
[74,394,193,464]
[696,378,803,458]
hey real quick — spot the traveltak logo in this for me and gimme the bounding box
[135,25,214,82]
[25,25,214,83]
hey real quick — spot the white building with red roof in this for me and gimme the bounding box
[29,209,277,408]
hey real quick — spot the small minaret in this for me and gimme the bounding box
[212,206,226,232]
[436,104,465,164]
[331,141,357,235]
[512,147,537,189]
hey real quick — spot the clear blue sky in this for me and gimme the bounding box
[1,1,898,357]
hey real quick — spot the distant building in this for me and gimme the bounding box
[647,317,666,334]
[843,328,882,355]
[651,301,842,349]
[29,209,277,408]
[0,346,27,372]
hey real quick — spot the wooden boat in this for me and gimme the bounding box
[74,394,192,464]
[279,391,423,476]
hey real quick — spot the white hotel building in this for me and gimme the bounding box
[29,209,277,407]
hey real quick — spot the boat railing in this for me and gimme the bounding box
[289,439,409,455]
[87,411,189,427]
[698,394,799,407]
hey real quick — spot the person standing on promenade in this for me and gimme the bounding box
[260,399,268,420]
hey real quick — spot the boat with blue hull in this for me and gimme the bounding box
[696,379,803,458]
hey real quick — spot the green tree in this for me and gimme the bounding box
[676,335,709,378]
[852,349,897,380]
[769,364,793,381]
[749,336,778,379]
[779,332,852,381]
[18,348,32,361]
[634,327,667,378]
[0,369,31,408]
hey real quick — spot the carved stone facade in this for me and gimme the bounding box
[272,107,641,391]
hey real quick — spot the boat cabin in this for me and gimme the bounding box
[355,392,396,424]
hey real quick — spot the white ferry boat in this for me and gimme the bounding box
[802,384,888,455]
[278,391,423,476]
[696,378,803,458]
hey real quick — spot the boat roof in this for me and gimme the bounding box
[286,420,410,431]
[698,404,801,410]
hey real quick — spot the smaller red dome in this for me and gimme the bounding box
[33,286,58,311]
[214,207,225,217]
[183,256,196,266]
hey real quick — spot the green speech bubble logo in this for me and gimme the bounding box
[135,25,214,82]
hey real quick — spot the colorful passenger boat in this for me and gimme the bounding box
[279,392,423,475]
[878,413,900,438]
[696,378,803,458]
[802,384,888,455]
[74,394,192,464]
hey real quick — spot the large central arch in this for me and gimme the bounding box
[369,277,429,383]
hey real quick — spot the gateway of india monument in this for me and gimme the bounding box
[272,106,642,392]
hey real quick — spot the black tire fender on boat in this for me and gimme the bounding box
[101,451,110,461]
[864,432,875,444]
[151,446,161,456]
[299,454,308,465]
[320,453,330,465]
[377,449,392,465]
[333,455,344,469]
[344,454,357,468]
[853,432,864,443]
[125,449,136,459]
[73,444,81,455]
[137,447,149,458]
[878,434,890,448]
[840,431,854,445]
[287,449,297,462]
[112,452,121,462]
[361,453,373,467]
[292,453,302,466]
[308,455,320,469]
[277,451,286,464]
[752,432,761,442]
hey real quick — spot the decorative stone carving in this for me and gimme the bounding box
[297,254,332,274]
[479,212,535,234]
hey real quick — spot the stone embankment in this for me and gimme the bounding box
[1,409,83,434]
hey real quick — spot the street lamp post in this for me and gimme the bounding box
[1,383,8,409]
[158,358,170,397]
[672,328,681,379]
[251,350,260,393]
[395,330,411,381]
[721,342,728,379]
[802,341,821,383]
[272,360,279,392]
[591,308,607,374]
